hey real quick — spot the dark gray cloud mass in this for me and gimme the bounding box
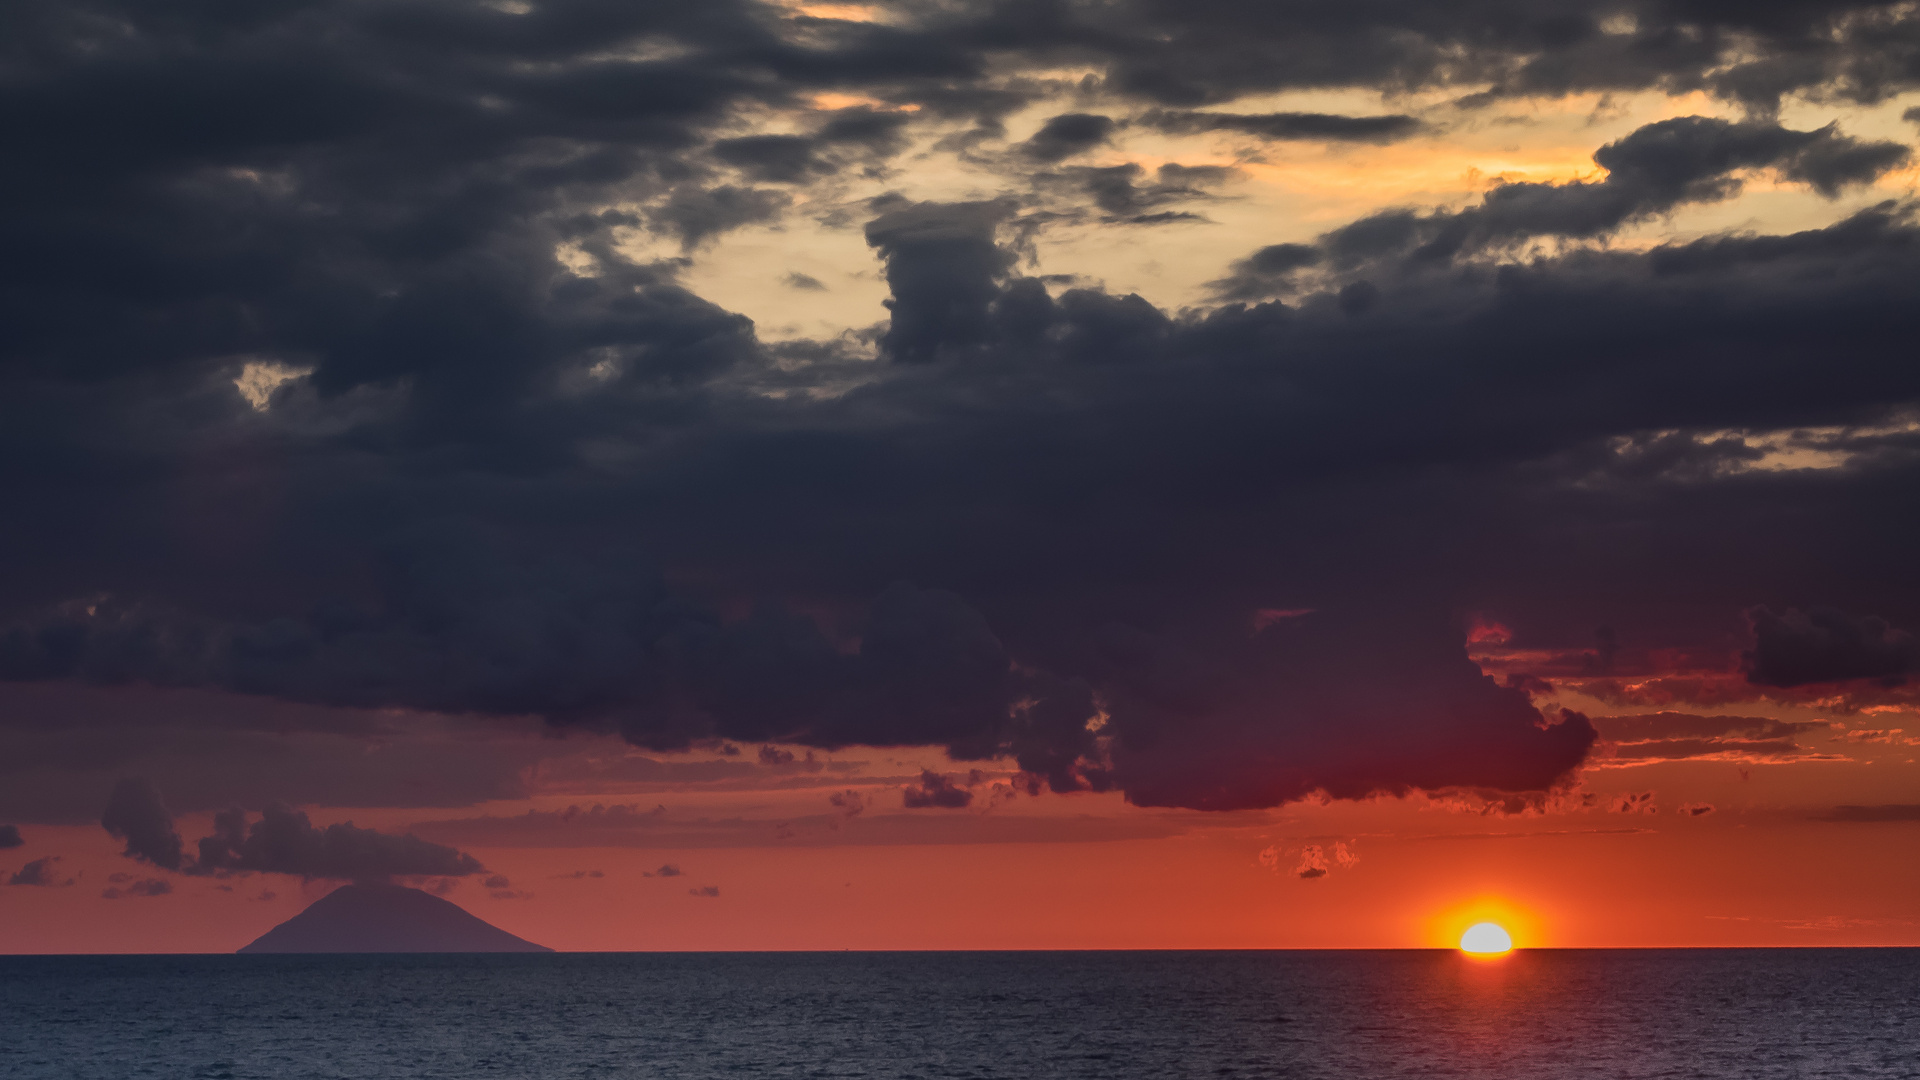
[1744,607,1920,687]
[0,825,21,849]
[1,0,1918,820]
[193,804,486,881]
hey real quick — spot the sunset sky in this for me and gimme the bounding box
[3,0,1920,953]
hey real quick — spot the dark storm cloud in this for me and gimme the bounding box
[0,825,21,849]
[1744,607,1920,687]
[1139,109,1424,143]
[3,0,1920,823]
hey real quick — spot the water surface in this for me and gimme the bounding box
[6,949,1916,1079]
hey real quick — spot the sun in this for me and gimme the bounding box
[1459,922,1514,954]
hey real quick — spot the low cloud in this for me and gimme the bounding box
[102,876,171,899]
[7,856,74,887]
[1588,713,1842,767]
[647,863,684,877]
[688,885,720,898]
[97,777,484,882]
[902,770,973,809]
[193,804,484,881]
[101,778,186,871]
[0,825,20,849]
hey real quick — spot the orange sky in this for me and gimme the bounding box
[5,707,1915,953]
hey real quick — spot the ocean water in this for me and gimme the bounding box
[4,950,1917,1079]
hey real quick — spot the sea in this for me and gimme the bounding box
[4,950,1916,1079]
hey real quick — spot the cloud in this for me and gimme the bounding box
[7,856,73,887]
[101,877,172,899]
[192,804,485,881]
[865,199,1019,362]
[1587,712,1843,766]
[1214,116,1909,298]
[1139,109,1423,143]
[3,0,1920,831]
[1020,114,1117,162]
[552,869,605,879]
[101,778,187,871]
[688,885,720,897]
[901,769,973,809]
[1745,607,1920,687]
[0,825,20,849]
[648,863,685,877]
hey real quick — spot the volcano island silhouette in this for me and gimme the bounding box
[238,882,552,953]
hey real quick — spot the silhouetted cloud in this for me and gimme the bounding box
[1745,607,1920,687]
[101,778,186,871]
[0,0,1918,829]
[1140,109,1423,143]
[193,804,484,881]
[902,770,974,809]
[1020,114,1117,162]
[0,825,20,849]
[688,885,720,897]
[7,856,73,887]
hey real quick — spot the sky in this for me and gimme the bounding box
[3,0,1920,953]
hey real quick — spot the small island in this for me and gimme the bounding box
[238,882,553,954]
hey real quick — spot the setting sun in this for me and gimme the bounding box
[1460,923,1515,954]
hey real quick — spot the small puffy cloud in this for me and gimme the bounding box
[7,856,74,887]
[1260,841,1358,880]
[647,863,684,877]
[552,869,605,879]
[1611,791,1658,814]
[1294,846,1328,879]
[902,770,973,809]
[688,885,720,898]
[1676,803,1715,816]
[0,825,21,849]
